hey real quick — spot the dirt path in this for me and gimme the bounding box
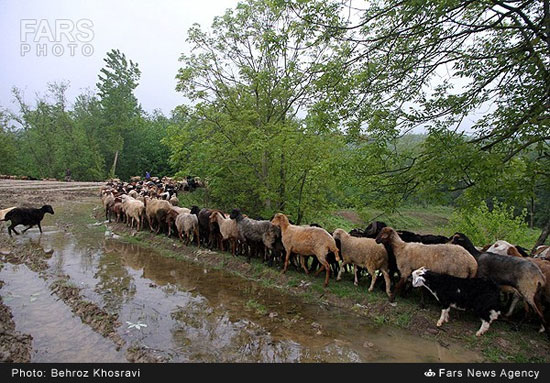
[0,179,103,207]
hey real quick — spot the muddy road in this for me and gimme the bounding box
[0,180,547,363]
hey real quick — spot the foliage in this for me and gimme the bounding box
[169,0,347,220]
[2,50,172,181]
[289,0,550,218]
[447,199,539,248]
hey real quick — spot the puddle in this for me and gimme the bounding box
[0,264,125,362]
[0,201,484,362]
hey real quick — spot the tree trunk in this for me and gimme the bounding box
[296,170,308,225]
[532,218,550,255]
[530,196,535,229]
[110,150,119,178]
[278,152,286,211]
[262,150,271,210]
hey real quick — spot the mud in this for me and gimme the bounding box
[0,294,32,362]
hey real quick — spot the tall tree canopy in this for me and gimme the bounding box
[170,0,348,220]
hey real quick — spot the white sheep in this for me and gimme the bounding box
[210,211,243,256]
[121,195,145,231]
[175,213,200,246]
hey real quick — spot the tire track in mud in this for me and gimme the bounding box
[0,277,33,362]
[0,242,168,362]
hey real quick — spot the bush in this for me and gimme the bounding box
[447,199,539,248]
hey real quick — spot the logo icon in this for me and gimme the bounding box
[424,369,436,377]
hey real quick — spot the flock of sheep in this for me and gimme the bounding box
[98,178,550,341]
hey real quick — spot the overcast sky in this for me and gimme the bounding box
[0,0,239,115]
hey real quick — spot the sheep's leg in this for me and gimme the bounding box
[437,307,451,327]
[476,310,499,336]
[391,277,407,302]
[9,225,19,236]
[147,215,154,232]
[231,239,236,257]
[195,229,200,248]
[367,267,378,292]
[354,265,359,286]
[22,225,34,233]
[321,261,331,287]
[178,229,184,242]
[282,249,292,273]
[38,223,43,233]
[528,294,549,337]
[8,225,14,237]
[505,295,521,317]
[336,261,348,281]
[155,219,162,234]
[300,256,309,275]
[308,257,319,273]
[381,269,392,299]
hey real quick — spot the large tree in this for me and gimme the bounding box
[96,49,142,178]
[172,0,346,219]
[289,0,550,237]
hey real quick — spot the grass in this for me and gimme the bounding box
[307,205,455,235]
[245,299,268,316]
[357,205,454,235]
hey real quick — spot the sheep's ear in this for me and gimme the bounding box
[507,247,521,257]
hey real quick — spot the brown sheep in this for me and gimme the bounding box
[375,227,478,301]
[271,213,340,287]
[144,197,172,234]
[333,228,392,299]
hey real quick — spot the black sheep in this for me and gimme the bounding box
[363,221,387,238]
[395,230,422,243]
[3,205,55,237]
[412,267,501,336]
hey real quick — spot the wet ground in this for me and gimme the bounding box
[0,191,484,362]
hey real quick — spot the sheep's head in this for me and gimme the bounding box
[190,205,200,215]
[448,232,466,246]
[270,213,289,228]
[364,221,387,237]
[42,205,55,215]
[229,208,241,220]
[209,211,217,222]
[375,227,394,244]
[411,267,428,287]
[332,228,346,240]
[487,240,521,257]
[486,240,511,256]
